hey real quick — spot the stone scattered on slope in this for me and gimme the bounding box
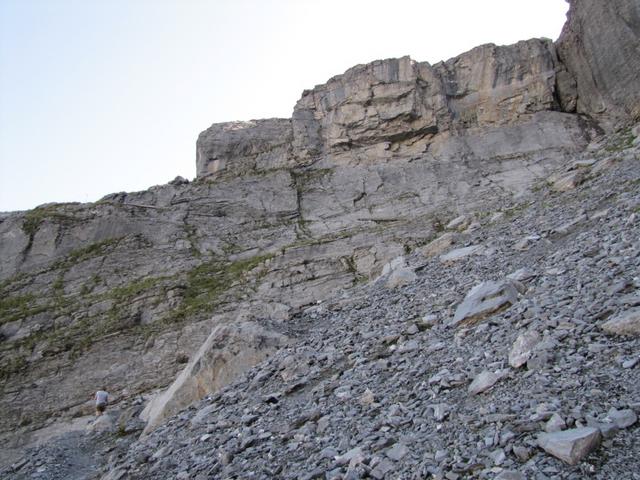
[508,330,541,368]
[606,408,638,429]
[545,413,567,433]
[549,170,586,192]
[601,308,640,336]
[385,267,417,289]
[439,245,484,263]
[449,280,518,327]
[537,427,601,465]
[468,370,501,395]
[419,232,458,258]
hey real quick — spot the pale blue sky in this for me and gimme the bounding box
[0,0,569,212]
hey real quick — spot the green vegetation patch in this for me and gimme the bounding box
[109,276,166,302]
[0,252,275,380]
[170,254,273,322]
[0,293,47,326]
[605,127,635,153]
[66,238,121,263]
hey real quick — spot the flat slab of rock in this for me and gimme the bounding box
[439,245,484,263]
[537,427,601,465]
[385,267,417,289]
[601,308,640,336]
[420,232,458,257]
[468,370,500,395]
[449,280,518,327]
[386,443,409,461]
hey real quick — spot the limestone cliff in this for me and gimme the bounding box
[557,0,640,125]
[0,0,639,465]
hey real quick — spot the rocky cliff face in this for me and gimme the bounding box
[1,0,639,472]
[557,0,640,125]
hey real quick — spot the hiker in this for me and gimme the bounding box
[94,389,109,416]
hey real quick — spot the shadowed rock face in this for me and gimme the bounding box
[0,0,638,461]
[557,0,640,125]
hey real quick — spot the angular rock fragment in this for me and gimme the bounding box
[439,245,484,263]
[506,268,536,282]
[386,443,409,461]
[545,413,566,433]
[601,308,640,336]
[508,330,541,368]
[370,458,394,479]
[606,408,638,429]
[494,471,524,480]
[468,370,500,395]
[549,171,586,192]
[537,427,600,465]
[335,447,364,466]
[449,280,518,327]
[420,232,458,258]
[385,267,417,289]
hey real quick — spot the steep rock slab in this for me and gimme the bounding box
[141,321,288,433]
[556,0,640,124]
[295,112,591,238]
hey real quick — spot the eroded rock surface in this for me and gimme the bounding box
[1,1,640,476]
[141,321,288,433]
[557,0,640,124]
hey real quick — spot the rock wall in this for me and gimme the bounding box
[0,0,638,457]
[557,0,640,125]
[292,40,566,158]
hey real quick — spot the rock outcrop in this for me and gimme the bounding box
[292,40,570,157]
[557,0,640,125]
[196,119,294,177]
[141,321,288,433]
[47,137,637,479]
[1,0,639,473]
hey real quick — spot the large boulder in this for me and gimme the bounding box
[141,321,288,433]
[537,427,601,465]
[449,280,519,327]
[556,0,640,124]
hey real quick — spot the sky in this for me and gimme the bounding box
[0,0,569,212]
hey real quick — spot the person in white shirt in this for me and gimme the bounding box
[94,389,109,416]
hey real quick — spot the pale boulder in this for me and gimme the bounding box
[601,308,640,336]
[537,427,600,465]
[449,280,518,327]
[141,321,287,433]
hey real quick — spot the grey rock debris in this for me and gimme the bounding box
[1,2,640,479]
